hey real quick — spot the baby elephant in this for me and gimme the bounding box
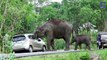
[71,34,91,50]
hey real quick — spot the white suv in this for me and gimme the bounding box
[13,34,46,52]
[97,32,107,49]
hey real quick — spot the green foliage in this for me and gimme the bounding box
[54,39,65,50]
[0,0,38,55]
[80,53,90,60]
[40,6,59,20]
[0,53,15,60]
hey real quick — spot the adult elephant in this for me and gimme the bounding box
[33,19,73,50]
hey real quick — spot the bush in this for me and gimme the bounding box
[0,33,15,60]
[80,54,90,60]
[54,39,65,50]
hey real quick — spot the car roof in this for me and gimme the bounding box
[98,32,107,35]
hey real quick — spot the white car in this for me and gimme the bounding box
[97,32,107,49]
[13,34,46,52]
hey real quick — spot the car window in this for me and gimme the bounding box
[28,35,41,41]
[13,35,25,42]
[101,35,107,39]
[28,35,34,39]
[99,32,107,35]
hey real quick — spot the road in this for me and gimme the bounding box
[0,49,104,58]
[0,49,80,58]
[15,50,80,58]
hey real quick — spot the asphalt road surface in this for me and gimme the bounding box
[0,49,80,58]
[0,49,105,58]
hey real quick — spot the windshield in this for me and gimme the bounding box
[13,35,26,42]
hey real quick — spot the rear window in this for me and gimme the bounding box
[13,35,26,42]
[101,35,107,40]
[99,32,107,35]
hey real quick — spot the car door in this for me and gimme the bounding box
[30,39,39,50]
[28,35,40,50]
[34,39,43,50]
[36,38,43,48]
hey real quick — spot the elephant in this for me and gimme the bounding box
[33,19,73,50]
[71,33,91,50]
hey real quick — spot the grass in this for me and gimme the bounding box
[15,49,107,60]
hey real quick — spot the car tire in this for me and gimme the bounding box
[103,46,105,49]
[98,45,102,49]
[42,46,46,52]
[102,45,105,49]
[28,46,33,53]
[97,42,103,49]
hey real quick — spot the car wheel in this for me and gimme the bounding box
[98,42,102,49]
[98,45,102,49]
[102,45,105,49]
[42,46,46,52]
[103,46,105,49]
[29,46,33,53]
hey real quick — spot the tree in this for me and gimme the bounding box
[0,0,38,53]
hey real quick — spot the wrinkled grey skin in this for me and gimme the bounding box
[71,33,91,50]
[33,19,73,50]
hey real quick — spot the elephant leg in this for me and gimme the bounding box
[79,44,82,49]
[51,39,55,50]
[64,36,70,50]
[88,45,91,50]
[47,40,51,51]
[46,33,53,51]
[75,43,78,50]
[86,44,90,50]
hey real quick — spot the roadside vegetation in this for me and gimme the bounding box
[16,49,107,60]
